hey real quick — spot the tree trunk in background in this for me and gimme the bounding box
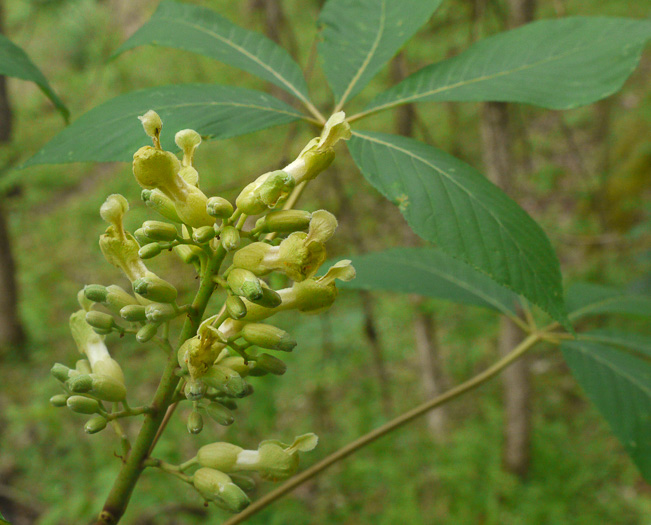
[0,1,26,355]
[392,52,448,438]
[480,0,536,479]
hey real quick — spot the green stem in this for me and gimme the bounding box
[222,332,543,525]
[96,246,227,525]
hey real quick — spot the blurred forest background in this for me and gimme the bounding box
[0,0,649,523]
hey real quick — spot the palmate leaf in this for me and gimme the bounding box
[562,332,651,481]
[24,84,303,166]
[360,17,651,118]
[348,131,568,326]
[567,282,651,321]
[317,0,443,107]
[114,0,310,106]
[0,33,68,121]
[334,247,521,316]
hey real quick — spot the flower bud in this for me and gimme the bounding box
[105,285,140,313]
[241,324,296,352]
[138,110,162,143]
[120,304,147,322]
[227,269,263,301]
[139,242,162,260]
[220,226,240,251]
[133,273,177,303]
[225,295,247,320]
[84,284,108,303]
[142,221,178,242]
[192,225,216,244]
[50,394,68,407]
[142,189,182,223]
[175,129,201,166]
[218,356,249,377]
[248,365,269,377]
[250,284,282,309]
[145,302,177,323]
[77,289,94,311]
[206,196,234,219]
[68,374,93,393]
[230,473,256,493]
[256,210,311,234]
[85,311,115,332]
[91,373,127,401]
[204,403,235,426]
[235,171,294,215]
[174,244,203,265]
[215,398,238,411]
[132,146,181,191]
[232,242,274,276]
[254,353,286,376]
[76,359,92,374]
[51,363,72,382]
[136,323,159,343]
[85,415,108,434]
[202,366,247,398]
[187,410,204,435]
[185,379,207,401]
[134,228,154,246]
[67,395,101,414]
[197,442,243,470]
[193,468,250,513]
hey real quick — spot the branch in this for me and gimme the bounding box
[222,332,543,525]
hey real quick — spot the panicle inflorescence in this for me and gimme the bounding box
[49,109,353,512]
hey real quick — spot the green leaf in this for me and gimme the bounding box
[362,17,651,117]
[115,0,310,105]
[335,247,521,316]
[567,282,651,321]
[317,0,443,107]
[562,335,651,481]
[24,84,303,166]
[577,330,651,359]
[0,33,68,122]
[348,131,567,326]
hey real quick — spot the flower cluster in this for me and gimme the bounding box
[49,109,353,512]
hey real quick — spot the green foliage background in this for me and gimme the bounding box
[0,0,649,523]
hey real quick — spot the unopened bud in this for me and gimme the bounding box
[68,374,93,393]
[138,110,162,142]
[197,442,243,470]
[139,242,162,259]
[254,353,286,376]
[241,323,296,352]
[142,189,182,223]
[136,323,159,343]
[185,379,206,401]
[50,394,68,407]
[230,473,256,493]
[225,295,247,320]
[134,228,154,245]
[132,146,180,191]
[76,359,92,374]
[192,225,216,244]
[142,220,178,242]
[256,210,311,234]
[215,398,238,411]
[202,366,247,398]
[220,226,240,251]
[187,410,204,435]
[85,311,116,332]
[206,196,234,219]
[204,403,235,426]
[85,415,108,434]
[84,284,108,303]
[227,268,263,301]
[145,303,177,323]
[67,395,101,414]
[193,468,250,513]
[133,273,177,303]
[174,244,203,265]
[218,356,249,377]
[105,285,139,312]
[51,363,72,382]
[91,374,127,401]
[250,285,282,309]
[120,304,147,322]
